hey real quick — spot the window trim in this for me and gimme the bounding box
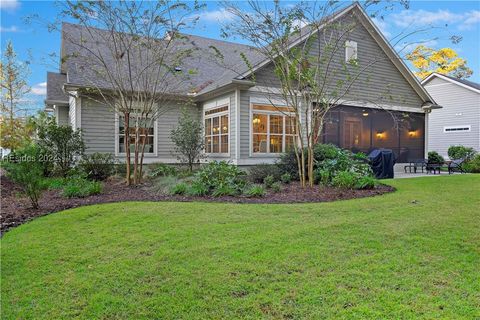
[249,103,297,156]
[345,40,358,62]
[203,103,230,157]
[443,125,471,133]
[114,113,158,157]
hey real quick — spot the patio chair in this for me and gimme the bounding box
[426,162,442,174]
[404,159,427,173]
[448,159,466,174]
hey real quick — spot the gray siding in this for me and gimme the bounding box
[425,76,480,157]
[55,105,70,126]
[250,14,424,109]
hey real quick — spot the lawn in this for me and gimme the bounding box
[1,175,479,319]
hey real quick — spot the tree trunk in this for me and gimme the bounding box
[133,126,140,185]
[124,112,131,186]
[138,135,147,183]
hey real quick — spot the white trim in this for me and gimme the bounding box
[203,98,230,157]
[114,112,158,157]
[203,97,230,110]
[249,96,288,106]
[235,89,241,162]
[422,73,480,94]
[76,97,82,129]
[443,125,471,133]
[345,40,357,62]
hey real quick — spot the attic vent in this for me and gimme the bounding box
[345,40,357,62]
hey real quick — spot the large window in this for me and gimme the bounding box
[118,115,155,154]
[252,104,296,154]
[204,105,229,154]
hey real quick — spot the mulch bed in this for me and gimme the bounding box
[1,175,394,234]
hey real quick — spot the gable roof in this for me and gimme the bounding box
[46,72,69,104]
[422,72,480,94]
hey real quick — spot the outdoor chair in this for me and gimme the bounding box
[404,159,427,173]
[426,162,442,174]
[448,159,466,174]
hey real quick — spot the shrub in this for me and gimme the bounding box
[271,181,282,193]
[313,168,331,186]
[263,175,275,188]
[280,172,292,184]
[355,175,377,190]
[447,145,476,160]
[62,177,102,198]
[154,176,180,194]
[428,151,445,164]
[277,149,301,179]
[150,163,178,177]
[46,177,66,190]
[186,181,208,196]
[37,121,85,177]
[332,171,357,189]
[244,185,266,197]
[170,182,188,195]
[248,164,282,183]
[194,161,246,194]
[464,154,480,173]
[2,144,48,208]
[78,153,116,181]
[212,184,238,197]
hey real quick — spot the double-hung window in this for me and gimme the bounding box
[252,104,297,154]
[118,115,155,154]
[204,105,229,154]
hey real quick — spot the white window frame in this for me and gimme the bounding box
[443,125,471,133]
[345,40,357,62]
[249,104,297,156]
[203,103,230,157]
[114,113,158,157]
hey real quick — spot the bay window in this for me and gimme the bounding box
[204,105,229,154]
[252,104,297,154]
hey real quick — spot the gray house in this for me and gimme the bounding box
[46,3,438,165]
[423,73,480,158]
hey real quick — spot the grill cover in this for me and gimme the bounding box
[368,149,395,179]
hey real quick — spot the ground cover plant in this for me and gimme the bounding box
[1,175,479,319]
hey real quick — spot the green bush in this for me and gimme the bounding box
[428,151,445,164]
[170,182,188,195]
[244,185,266,197]
[263,175,275,188]
[355,175,377,190]
[46,177,66,190]
[271,181,282,193]
[313,168,331,186]
[280,172,292,184]
[154,176,180,194]
[150,163,178,177]
[2,144,48,208]
[78,153,116,181]
[248,164,282,183]
[447,145,476,160]
[212,184,238,197]
[277,150,301,179]
[464,154,480,173]
[194,161,246,194]
[332,171,357,189]
[62,177,102,198]
[186,181,208,196]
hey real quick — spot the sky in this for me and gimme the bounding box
[1,0,479,112]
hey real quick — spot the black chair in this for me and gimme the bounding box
[404,159,427,173]
[448,159,466,174]
[426,162,442,174]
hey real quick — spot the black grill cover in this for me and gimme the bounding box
[368,149,395,179]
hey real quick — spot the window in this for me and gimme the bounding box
[252,104,297,154]
[444,125,471,133]
[345,40,357,62]
[118,115,155,154]
[205,105,229,154]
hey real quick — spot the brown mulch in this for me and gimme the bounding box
[1,175,394,234]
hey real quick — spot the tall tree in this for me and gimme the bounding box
[221,1,412,187]
[406,45,473,80]
[52,0,201,185]
[0,41,32,150]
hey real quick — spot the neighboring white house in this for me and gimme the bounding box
[422,73,480,158]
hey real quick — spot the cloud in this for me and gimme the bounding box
[0,25,19,32]
[372,17,391,38]
[392,9,480,31]
[196,9,235,23]
[31,82,47,96]
[0,0,20,11]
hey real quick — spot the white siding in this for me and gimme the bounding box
[424,76,480,158]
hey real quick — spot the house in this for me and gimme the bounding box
[45,3,439,166]
[422,73,480,158]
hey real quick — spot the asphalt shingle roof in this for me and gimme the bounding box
[442,74,480,91]
[46,72,69,103]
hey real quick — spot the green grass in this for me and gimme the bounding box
[2,175,479,319]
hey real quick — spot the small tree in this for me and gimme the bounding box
[37,118,85,177]
[171,108,204,171]
[406,45,473,80]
